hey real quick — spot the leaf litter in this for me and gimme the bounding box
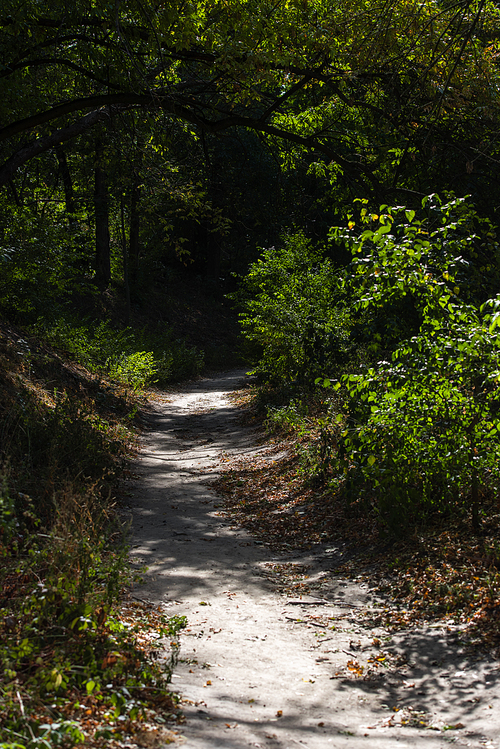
[213,417,500,656]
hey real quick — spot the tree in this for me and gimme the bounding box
[1,0,499,201]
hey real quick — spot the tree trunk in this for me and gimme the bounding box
[8,179,21,206]
[94,138,111,288]
[55,145,76,221]
[120,192,131,325]
[129,178,140,290]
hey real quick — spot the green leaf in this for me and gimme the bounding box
[86,680,96,695]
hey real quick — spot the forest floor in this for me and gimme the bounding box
[128,370,500,749]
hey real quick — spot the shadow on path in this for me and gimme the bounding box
[127,370,499,749]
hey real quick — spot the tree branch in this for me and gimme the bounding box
[0,108,110,187]
[0,57,122,89]
[0,94,149,142]
[0,88,380,192]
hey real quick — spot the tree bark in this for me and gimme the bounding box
[55,145,76,220]
[120,192,131,325]
[94,138,111,288]
[129,178,140,290]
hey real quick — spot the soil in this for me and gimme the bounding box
[128,370,500,749]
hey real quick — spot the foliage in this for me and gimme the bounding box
[0,372,130,528]
[323,196,500,531]
[215,387,500,650]
[2,0,500,200]
[235,231,351,385]
[35,318,204,388]
[0,469,16,547]
[0,509,186,747]
[332,195,500,350]
[0,198,93,323]
[0,326,186,747]
[106,351,157,391]
[266,399,311,436]
[2,0,500,359]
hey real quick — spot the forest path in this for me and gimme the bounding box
[128,370,499,749]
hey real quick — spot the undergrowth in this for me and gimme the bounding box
[215,382,500,653]
[33,317,204,389]
[0,322,186,747]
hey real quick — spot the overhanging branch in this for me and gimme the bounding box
[0,108,110,187]
[0,89,380,193]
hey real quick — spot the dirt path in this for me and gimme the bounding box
[128,370,500,749]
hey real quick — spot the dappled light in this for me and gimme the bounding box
[2,0,500,744]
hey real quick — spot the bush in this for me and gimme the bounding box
[235,231,351,386]
[35,318,204,388]
[324,196,500,532]
[107,350,158,390]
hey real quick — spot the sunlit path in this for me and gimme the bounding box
[129,371,500,749]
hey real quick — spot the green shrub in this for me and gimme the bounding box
[34,319,203,387]
[234,231,351,386]
[323,196,500,532]
[106,350,158,390]
[266,399,311,435]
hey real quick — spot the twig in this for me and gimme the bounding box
[16,691,25,717]
[285,598,360,608]
[285,617,328,628]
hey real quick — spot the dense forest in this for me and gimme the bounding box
[2,0,500,746]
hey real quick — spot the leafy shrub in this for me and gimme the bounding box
[35,318,203,387]
[167,338,205,382]
[234,231,351,385]
[0,469,16,548]
[150,335,204,384]
[107,350,158,390]
[266,399,310,435]
[323,196,500,532]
